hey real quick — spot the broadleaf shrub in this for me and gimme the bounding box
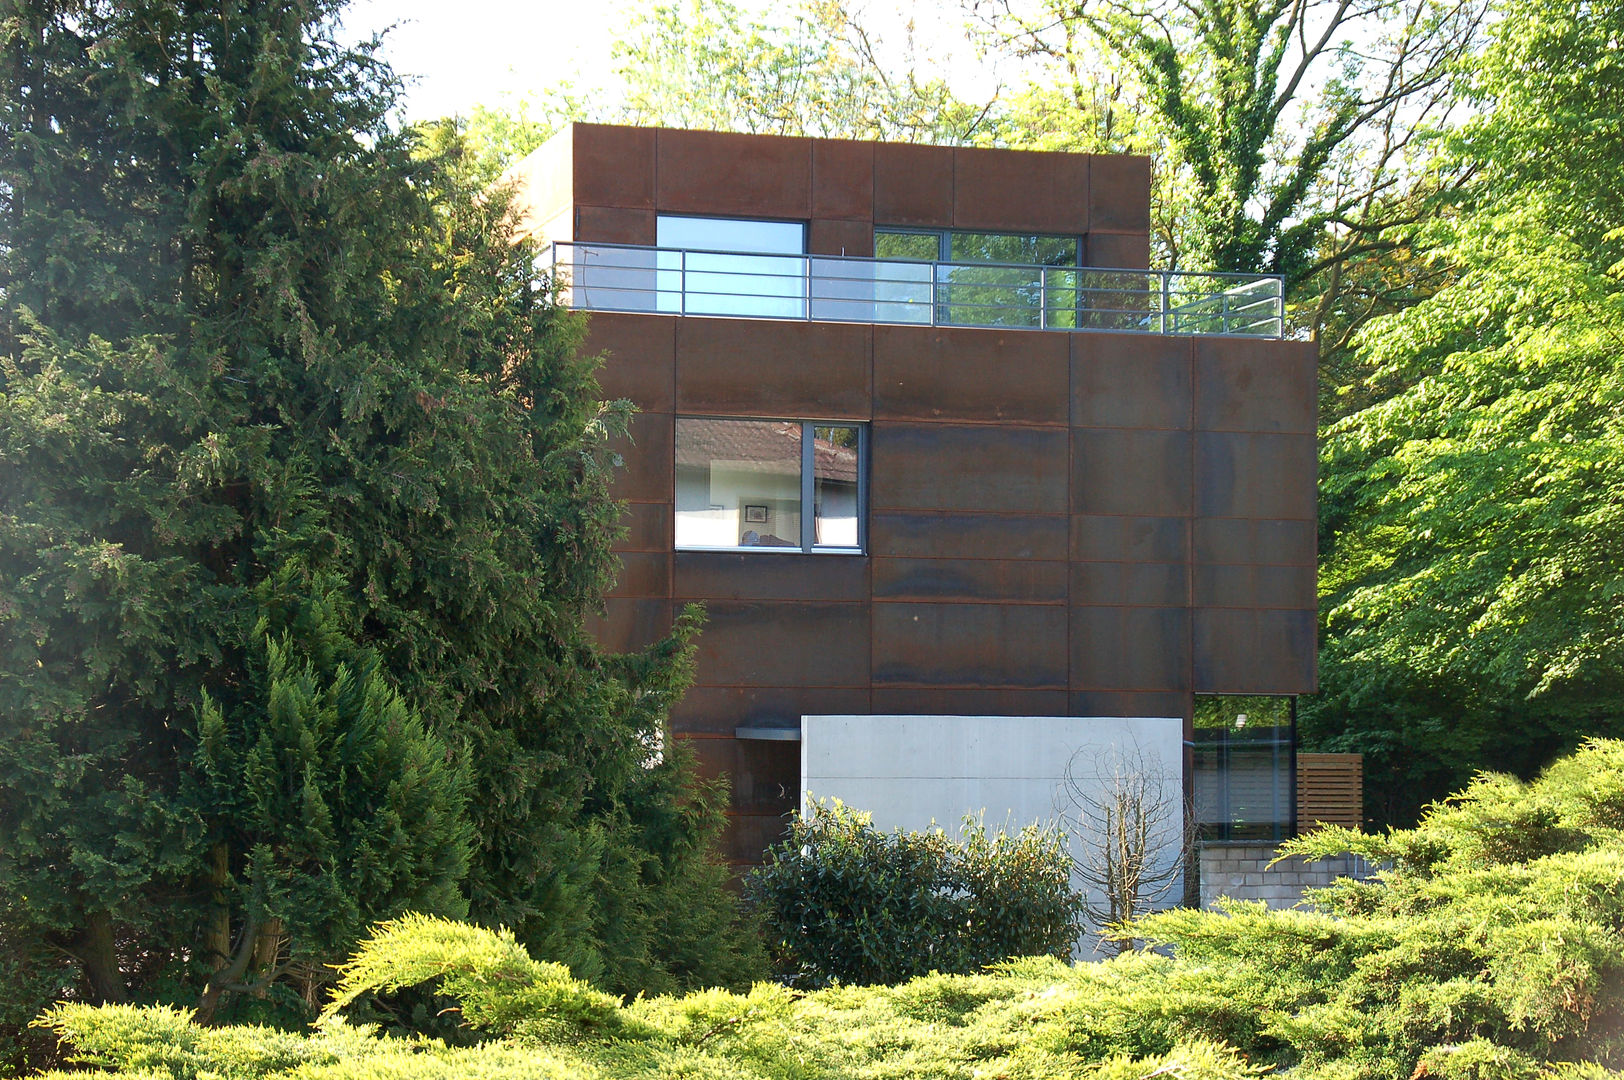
[744,800,1083,986]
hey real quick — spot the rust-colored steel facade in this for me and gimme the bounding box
[514,124,1318,866]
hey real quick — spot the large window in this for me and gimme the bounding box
[657,215,807,318]
[874,227,1084,328]
[675,418,864,553]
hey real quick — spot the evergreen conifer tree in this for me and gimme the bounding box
[0,0,754,1060]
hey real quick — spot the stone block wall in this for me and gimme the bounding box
[1199,843,1379,910]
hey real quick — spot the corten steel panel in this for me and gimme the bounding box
[870,510,1070,561]
[1194,431,1318,520]
[655,128,812,219]
[1071,428,1193,517]
[1069,690,1190,718]
[870,687,1072,716]
[1069,561,1186,607]
[668,686,873,736]
[1193,517,1316,567]
[812,138,875,220]
[583,312,676,412]
[574,205,657,246]
[685,734,737,788]
[1087,155,1153,234]
[809,218,874,257]
[674,551,870,602]
[607,550,670,599]
[606,410,674,503]
[1084,231,1151,270]
[692,601,870,688]
[675,318,871,419]
[873,142,954,227]
[951,146,1089,235]
[871,557,1068,604]
[1195,338,1318,434]
[873,325,1069,425]
[571,123,656,210]
[1193,563,1316,610]
[871,424,1070,514]
[611,501,672,553]
[1069,606,1191,692]
[1070,514,1188,564]
[1072,333,1193,430]
[585,598,673,654]
[871,602,1069,689]
[1192,608,1317,693]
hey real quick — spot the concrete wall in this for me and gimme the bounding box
[1199,843,1381,910]
[803,713,1184,951]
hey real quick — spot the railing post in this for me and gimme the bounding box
[679,249,687,316]
[930,261,939,326]
[1039,264,1048,330]
[805,254,812,321]
[1160,272,1170,335]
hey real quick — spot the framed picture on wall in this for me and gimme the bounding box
[743,504,769,523]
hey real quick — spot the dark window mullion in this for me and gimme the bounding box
[800,422,815,553]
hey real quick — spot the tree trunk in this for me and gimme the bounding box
[76,912,127,1004]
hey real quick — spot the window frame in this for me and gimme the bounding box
[674,416,867,556]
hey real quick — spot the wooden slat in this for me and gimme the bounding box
[1297,753,1363,831]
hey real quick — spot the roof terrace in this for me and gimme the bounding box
[542,241,1284,338]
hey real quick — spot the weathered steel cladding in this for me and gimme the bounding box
[518,123,1153,270]
[531,125,1311,865]
[584,307,1317,708]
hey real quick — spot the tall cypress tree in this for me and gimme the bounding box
[0,0,753,1058]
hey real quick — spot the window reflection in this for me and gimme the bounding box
[813,426,860,548]
[873,228,1083,328]
[657,216,806,318]
[675,419,864,552]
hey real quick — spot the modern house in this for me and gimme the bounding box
[506,124,1321,880]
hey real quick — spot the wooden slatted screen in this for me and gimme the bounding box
[1297,753,1363,831]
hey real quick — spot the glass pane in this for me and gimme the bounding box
[812,426,861,548]
[1192,696,1293,842]
[656,216,806,318]
[948,232,1079,267]
[874,230,940,261]
[675,419,803,549]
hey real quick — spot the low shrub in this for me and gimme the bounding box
[743,799,1084,986]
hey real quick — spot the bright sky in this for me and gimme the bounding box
[337,0,1003,125]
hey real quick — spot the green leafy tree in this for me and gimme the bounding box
[975,0,1486,290]
[0,0,755,1063]
[1305,0,1624,822]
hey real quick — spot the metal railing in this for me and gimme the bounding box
[540,241,1284,338]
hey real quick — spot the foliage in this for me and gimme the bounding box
[0,0,757,1064]
[26,740,1624,1078]
[744,800,1083,987]
[976,0,1486,288]
[1304,0,1624,824]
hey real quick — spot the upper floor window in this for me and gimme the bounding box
[874,227,1084,328]
[657,215,806,318]
[675,418,864,553]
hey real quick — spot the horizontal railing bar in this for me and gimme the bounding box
[543,241,1285,338]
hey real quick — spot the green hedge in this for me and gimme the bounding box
[744,800,1084,986]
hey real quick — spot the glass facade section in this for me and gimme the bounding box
[873,227,1084,329]
[676,419,864,552]
[1191,695,1295,843]
[657,215,806,318]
